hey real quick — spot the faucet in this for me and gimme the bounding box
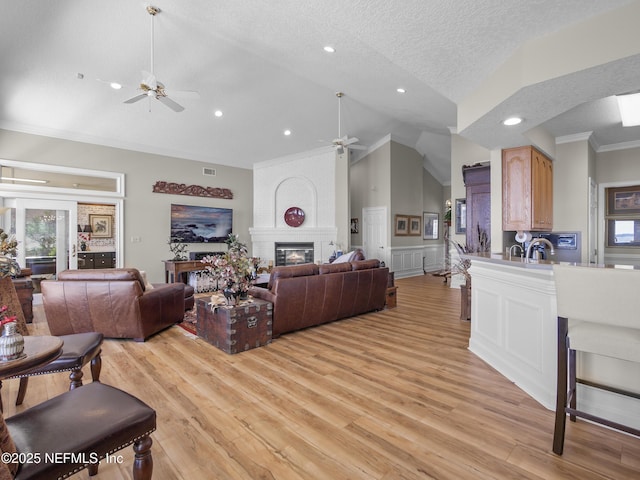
[508,244,523,260]
[525,238,555,262]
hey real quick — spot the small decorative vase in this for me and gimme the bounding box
[0,322,25,362]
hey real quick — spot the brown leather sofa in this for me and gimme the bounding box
[41,268,186,342]
[249,259,388,337]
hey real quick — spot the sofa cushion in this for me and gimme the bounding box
[57,268,146,292]
[351,259,380,271]
[268,263,319,290]
[319,262,352,274]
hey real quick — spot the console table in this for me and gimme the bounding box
[163,260,207,284]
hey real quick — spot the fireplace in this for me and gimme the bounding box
[275,243,314,266]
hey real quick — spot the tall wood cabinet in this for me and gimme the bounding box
[502,146,553,232]
[463,164,491,251]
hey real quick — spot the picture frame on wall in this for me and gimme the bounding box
[423,212,439,239]
[350,218,359,234]
[409,216,422,236]
[89,214,112,238]
[455,198,466,234]
[394,214,409,236]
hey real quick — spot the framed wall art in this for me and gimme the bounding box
[350,218,359,234]
[606,185,640,215]
[423,212,439,240]
[409,216,422,236]
[89,214,113,238]
[394,215,409,236]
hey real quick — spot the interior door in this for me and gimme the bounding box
[15,199,78,293]
[362,206,388,266]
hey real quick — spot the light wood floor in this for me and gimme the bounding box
[4,275,640,479]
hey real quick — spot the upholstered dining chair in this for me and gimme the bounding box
[552,264,640,455]
[0,277,103,412]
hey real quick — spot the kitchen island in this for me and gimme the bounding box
[466,254,640,430]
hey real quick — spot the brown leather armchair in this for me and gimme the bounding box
[42,268,185,342]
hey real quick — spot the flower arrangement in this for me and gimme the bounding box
[0,228,17,257]
[0,305,17,327]
[201,234,259,294]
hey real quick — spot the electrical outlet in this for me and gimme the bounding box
[131,236,142,243]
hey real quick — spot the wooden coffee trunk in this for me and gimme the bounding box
[196,298,273,354]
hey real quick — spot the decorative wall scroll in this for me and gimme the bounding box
[152,181,233,199]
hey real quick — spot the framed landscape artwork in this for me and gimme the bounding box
[394,215,408,236]
[89,214,112,238]
[409,216,422,236]
[423,212,439,239]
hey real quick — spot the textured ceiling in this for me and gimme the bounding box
[0,0,638,184]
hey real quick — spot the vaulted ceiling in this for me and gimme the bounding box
[1,0,639,185]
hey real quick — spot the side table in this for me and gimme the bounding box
[196,297,272,354]
[11,277,34,324]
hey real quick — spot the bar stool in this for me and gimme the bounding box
[552,264,640,455]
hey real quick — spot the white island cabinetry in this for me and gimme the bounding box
[467,254,640,431]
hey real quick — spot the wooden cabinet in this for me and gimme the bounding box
[78,252,115,269]
[463,164,491,251]
[502,146,553,231]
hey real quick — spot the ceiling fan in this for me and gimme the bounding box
[330,92,367,153]
[123,6,196,112]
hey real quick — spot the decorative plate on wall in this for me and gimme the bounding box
[284,207,305,227]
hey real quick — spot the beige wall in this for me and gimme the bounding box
[390,142,425,247]
[0,129,253,283]
[349,142,391,247]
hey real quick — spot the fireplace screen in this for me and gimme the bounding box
[275,243,314,266]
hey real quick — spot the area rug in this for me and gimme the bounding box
[178,306,198,335]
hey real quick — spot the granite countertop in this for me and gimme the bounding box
[465,252,640,270]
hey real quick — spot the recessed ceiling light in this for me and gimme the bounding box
[110,82,122,90]
[397,88,406,94]
[323,46,335,53]
[503,117,523,126]
[284,129,292,136]
[214,110,223,118]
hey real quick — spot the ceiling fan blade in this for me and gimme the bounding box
[123,93,147,104]
[344,137,359,145]
[349,144,368,151]
[157,95,185,112]
[167,89,200,100]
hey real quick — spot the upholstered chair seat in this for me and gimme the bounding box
[552,264,640,455]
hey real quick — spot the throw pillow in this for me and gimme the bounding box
[138,270,154,290]
[332,251,355,264]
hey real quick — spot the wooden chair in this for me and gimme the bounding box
[552,264,640,455]
[2,382,156,479]
[0,277,103,412]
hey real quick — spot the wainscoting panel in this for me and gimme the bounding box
[390,244,444,278]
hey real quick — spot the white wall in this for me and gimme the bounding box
[250,148,346,264]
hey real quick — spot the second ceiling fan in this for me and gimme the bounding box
[330,92,367,153]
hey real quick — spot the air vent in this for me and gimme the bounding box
[203,167,216,176]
